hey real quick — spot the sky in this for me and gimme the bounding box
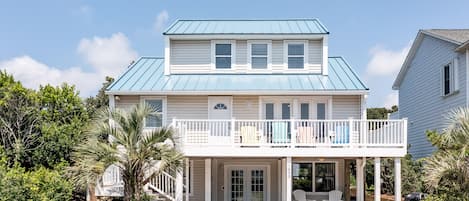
[1,0,469,107]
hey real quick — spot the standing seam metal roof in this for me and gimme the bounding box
[107,57,368,93]
[163,19,329,35]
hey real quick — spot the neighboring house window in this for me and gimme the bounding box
[286,41,307,69]
[213,41,235,69]
[248,41,271,69]
[293,162,337,192]
[442,59,459,96]
[144,99,164,128]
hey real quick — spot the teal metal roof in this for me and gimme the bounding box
[163,19,328,35]
[107,57,368,94]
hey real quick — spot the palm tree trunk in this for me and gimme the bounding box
[88,185,97,201]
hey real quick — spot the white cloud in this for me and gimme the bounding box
[154,10,169,32]
[77,32,138,77]
[0,33,138,97]
[0,56,99,96]
[383,92,398,108]
[366,43,411,76]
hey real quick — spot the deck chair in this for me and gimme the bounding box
[272,122,289,143]
[297,126,314,144]
[322,190,343,201]
[240,126,258,144]
[332,125,349,144]
[293,189,315,201]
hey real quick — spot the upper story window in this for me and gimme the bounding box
[143,97,165,128]
[442,58,459,96]
[248,41,271,70]
[212,40,235,69]
[286,41,307,69]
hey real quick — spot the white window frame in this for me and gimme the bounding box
[141,96,167,129]
[284,40,309,71]
[247,40,272,71]
[292,160,339,194]
[211,40,236,71]
[441,58,459,97]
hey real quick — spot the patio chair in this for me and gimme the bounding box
[240,126,259,144]
[293,189,315,201]
[272,122,289,143]
[322,190,343,201]
[297,126,314,144]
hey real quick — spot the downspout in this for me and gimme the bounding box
[466,49,469,107]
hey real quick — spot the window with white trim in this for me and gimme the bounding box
[248,41,271,69]
[287,42,305,69]
[144,99,164,128]
[442,59,459,96]
[292,162,337,193]
[215,43,232,69]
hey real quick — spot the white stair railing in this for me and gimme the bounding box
[148,171,177,201]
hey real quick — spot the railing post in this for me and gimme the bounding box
[290,119,296,148]
[175,170,183,201]
[231,118,236,147]
[403,118,408,148]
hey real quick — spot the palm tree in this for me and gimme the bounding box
[424,107,469,200]
[69,104,184,201]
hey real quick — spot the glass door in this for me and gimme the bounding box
[228,167,267,201]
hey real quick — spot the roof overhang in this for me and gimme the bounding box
[392,30,464,90]
[456,40,469,52]
[106,90,369,96]
[165,34,327,40]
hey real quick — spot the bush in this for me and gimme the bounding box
[0,150,73,201]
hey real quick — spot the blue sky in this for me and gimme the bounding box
[1,0,469,107]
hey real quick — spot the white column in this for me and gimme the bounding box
[164,37,171,75]
[281,159,286,200]
[185,159,190,201]
[176,170,183,201]
[374,157,381,201]
[205,158,211,201]
[286,157,292,201]
[356,159,365,201]
[394,158,402,201]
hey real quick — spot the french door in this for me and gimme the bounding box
[227,166,268,201]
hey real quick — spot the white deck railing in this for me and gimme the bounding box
[173,119,407,148]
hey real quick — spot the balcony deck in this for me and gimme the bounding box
[173,119,407,158]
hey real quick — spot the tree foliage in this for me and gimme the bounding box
[70,104,183,201]
[423,107,469,200]
[367,106,398,119]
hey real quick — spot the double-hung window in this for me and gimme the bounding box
[286,41,307,69]
[143,98,164,128]
[248,41,271,69]
[214,41,234,69]
[442,58,459,96]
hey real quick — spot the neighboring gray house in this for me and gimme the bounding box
[393,29,469,158]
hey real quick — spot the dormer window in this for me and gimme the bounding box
[248,40,272,70]
[285,41,308,69]
[212,40,235,69]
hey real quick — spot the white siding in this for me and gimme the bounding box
[189,159,205,201]
[169,39,324,74]
[170,40,211,73]
[399,35,467,158]
[308,40,323,73]
[332,95,361,119]
[166,96,208,124]
[115,95,139,111]
[232,96,259,119]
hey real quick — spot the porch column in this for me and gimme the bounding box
[281,159,286,200]
[356,159,365,201]
[286,157,292,201]
[185,158,190,201]
[374,157,381,201]
[205,158,211,201]
[394,158,402,201]
[175,170,183,201]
